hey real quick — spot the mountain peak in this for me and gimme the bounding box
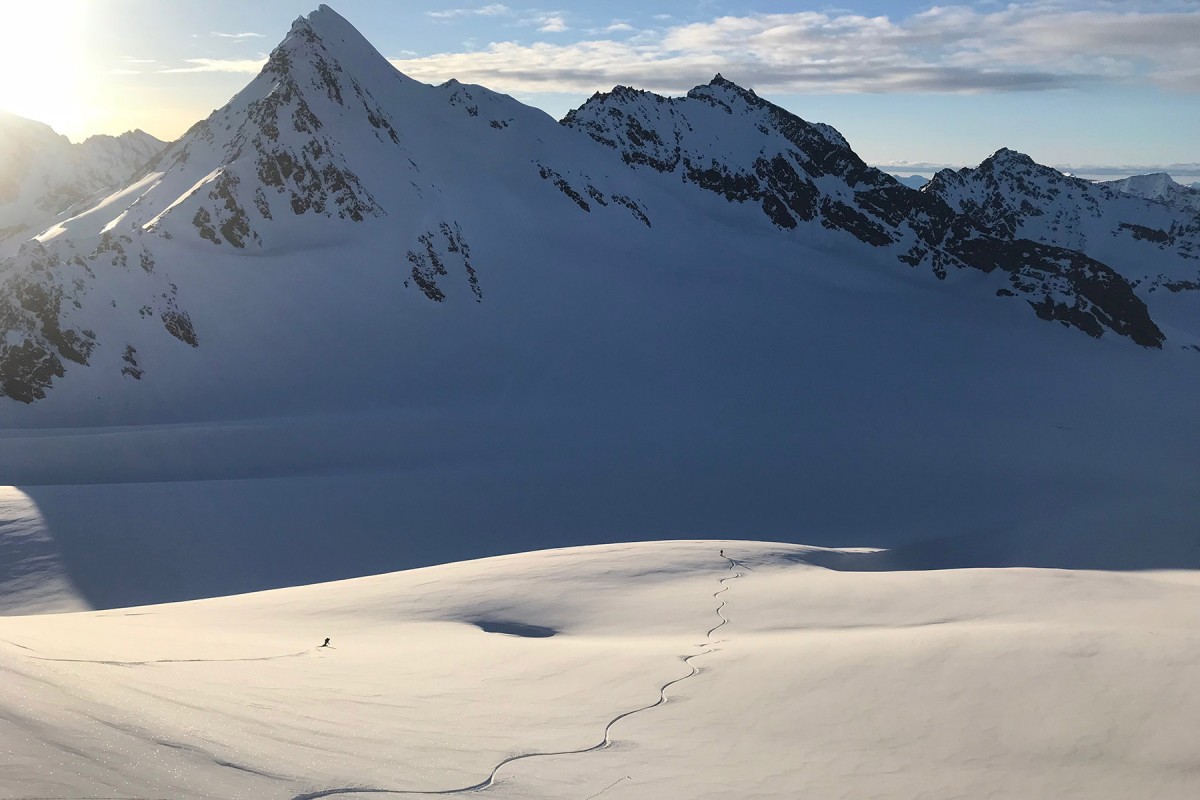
[986,147,1037,169]
[290,4,362,44]
[273,4,394,79]
[699,73,758,101]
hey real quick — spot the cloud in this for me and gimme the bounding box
[211,31,266,41]
[388,4,1200,97]
[428,4,512,20]
[160,58,267,74]
[537,14,568,33]
[429,5,571,34]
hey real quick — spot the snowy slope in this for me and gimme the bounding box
[0,5,1198,610]
[1101,172,1200,213]
[927,151,1200,335]
[563,80,1165,346]
[2,541,1199,799]
[0,111,162,254]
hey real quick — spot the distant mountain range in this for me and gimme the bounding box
[1100,172,1200,213]
[1,5,1197,606]
[0,112,162,256]
[2,10,1196,408]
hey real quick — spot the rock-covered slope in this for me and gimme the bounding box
[927,151,1200,318]
[563,78,1164,347]
[0,7,501,404]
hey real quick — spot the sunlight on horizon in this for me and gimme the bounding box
[0,0,90,140]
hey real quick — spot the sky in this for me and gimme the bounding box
[1,0,1197,179]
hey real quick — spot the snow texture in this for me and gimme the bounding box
[2,541,1199,799]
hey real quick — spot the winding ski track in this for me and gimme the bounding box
[290,554,747,800]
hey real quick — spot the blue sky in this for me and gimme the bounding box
[4,1,1198,178]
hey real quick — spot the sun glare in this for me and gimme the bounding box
[0,0,88,138]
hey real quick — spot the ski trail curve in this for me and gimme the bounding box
[291,554,746,800]
[22,650,315,667]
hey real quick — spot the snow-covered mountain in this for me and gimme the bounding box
[1,14,1188,408]
[1100,172,1200,214]
[0,5,1198,609]
[563,80,1163,346]
[0,111,162,254]
[890,173,929,189]
[926,150,1200,336]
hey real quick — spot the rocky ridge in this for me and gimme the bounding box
[927,151,1200,300]
[564,79,1164,347]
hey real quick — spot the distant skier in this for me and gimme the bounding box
[720,549,725,558]
[320,637,331,648]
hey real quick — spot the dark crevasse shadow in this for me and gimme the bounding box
[470,620,557,637]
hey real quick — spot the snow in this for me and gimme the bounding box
[927,150,1200,331]
[0,114,163,255]
[0,7,1194,612]
[1100,172,1200,213]
[1,6,1198,796]
[2,540,1199,799]
[0,487,84,614]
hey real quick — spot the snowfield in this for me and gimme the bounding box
[3,5,1200,797]
[3,540,1199,799]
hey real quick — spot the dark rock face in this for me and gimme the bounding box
[0,338,65,403]
[405,221,481,303]
[564,78,1167,347]
[0,234,201,402]
[0,243,93,403]
[146,10,390,250]
[927,149,1200,282]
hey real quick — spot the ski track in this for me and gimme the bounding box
[290,555,747,800]
[15,649,315,667]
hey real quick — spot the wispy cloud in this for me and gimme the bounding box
[389,4,1200,96]
[536,14,568,33]
[113,56,157,74]
[160,57,267,74]
[212,31,266,41]
[428,4,512,20]
[429,5,569,33]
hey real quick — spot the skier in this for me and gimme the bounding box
[320,637,331,648]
